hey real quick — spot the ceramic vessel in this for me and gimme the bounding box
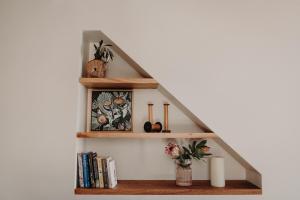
[85,59,106,78]
[176,164,192,186]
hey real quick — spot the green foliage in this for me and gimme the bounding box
[190,140,211,159]
[93,40,114,63]
[176,140,211,168]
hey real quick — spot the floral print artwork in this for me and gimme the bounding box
[91,90,132,131]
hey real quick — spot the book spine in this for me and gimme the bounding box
[101,158,109,189]
[77,153,84,188]
[92,153,100,188]
[82,153,90,188]
[112,160,117,187]
[97,157,104,188]
[107,157,113,188]
[107,158,112,188]
[88,152,96,188]
[108,160,117,188]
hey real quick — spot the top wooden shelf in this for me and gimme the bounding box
[80,78,159,89]
[77,132,217,139]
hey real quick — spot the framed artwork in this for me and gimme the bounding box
[87,89,133,131]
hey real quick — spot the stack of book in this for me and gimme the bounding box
[77,152,117,189]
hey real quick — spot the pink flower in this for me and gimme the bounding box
[165,143,181,158]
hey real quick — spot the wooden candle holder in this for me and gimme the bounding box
[144,103,162,133]
[162,103,171,133]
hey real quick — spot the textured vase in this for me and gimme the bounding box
[176,165,192,186]
[85,59,106,78]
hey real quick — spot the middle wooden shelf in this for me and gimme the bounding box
[77,132,217,139]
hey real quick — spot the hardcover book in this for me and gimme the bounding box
[82,153,91,188]
[92,152,100,187]
[96,157,104,188]
[101,157,111,189]
[88,152,96,188]
[77,153,84,188]
[108,159,117,188]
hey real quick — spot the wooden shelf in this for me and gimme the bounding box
[80,78,159,89]
[77,132,218,139]
[74,180,262,195]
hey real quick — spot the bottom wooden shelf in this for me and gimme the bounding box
[74,180,261,195]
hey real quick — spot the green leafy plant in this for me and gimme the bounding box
[93,40,114,63]
[165,140,212,168]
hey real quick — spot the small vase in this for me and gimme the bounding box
[85,59,107,78]
[176,164,192,186]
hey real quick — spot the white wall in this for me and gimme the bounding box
[0,0,300,200]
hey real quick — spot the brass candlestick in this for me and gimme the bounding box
[162,103,171,133]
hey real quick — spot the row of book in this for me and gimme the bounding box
[77,152,117,188]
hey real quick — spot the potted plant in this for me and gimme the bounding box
[85,40,114,78]
[165,140,211,186]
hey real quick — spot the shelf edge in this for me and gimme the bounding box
[76,132,218,139]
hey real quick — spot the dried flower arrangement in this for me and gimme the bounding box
[165,140,211,168]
